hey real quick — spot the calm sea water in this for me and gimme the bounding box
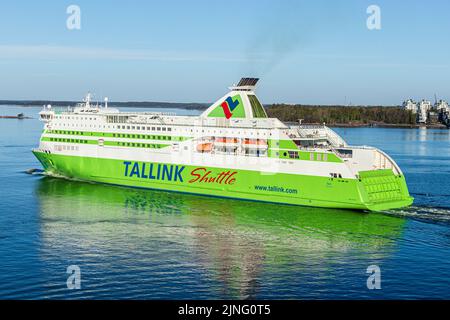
[0,105,450,299]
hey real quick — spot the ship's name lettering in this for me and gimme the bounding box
[123,162,237,185]
[189,167,237,185]
[123,161,184,182]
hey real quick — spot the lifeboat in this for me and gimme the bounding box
[196,142,213,153]
[243,139,268,146]
[216,137,238,144]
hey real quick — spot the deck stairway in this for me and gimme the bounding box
[296,125,347,147]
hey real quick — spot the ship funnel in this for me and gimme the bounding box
[200,77,267,119]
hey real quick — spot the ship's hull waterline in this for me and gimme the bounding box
[33,151,413,211]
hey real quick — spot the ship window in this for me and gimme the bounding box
[168,128,172,131]
[323,154,328,161]
[162,127,166,131]
[317,154,322,161]
[288,151,299,159]
[157,127,161,131]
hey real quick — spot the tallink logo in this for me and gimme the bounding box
[221,96,240,119]
[123,161,184,182]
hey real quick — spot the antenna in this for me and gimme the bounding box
[104,97,108,109]
[84,92,92,108]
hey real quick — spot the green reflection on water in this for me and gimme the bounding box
[36,177,406,298]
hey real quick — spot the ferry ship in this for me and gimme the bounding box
[33,78,413,211]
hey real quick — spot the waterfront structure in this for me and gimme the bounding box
[417,100,432,123]
[435,100,450,113]
[403,99,417,113]
[33,78,413,211]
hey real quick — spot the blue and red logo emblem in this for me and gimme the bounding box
[221,97,239,119]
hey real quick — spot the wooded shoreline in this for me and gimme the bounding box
[2,100,447,127]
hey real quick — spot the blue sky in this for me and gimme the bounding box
[0,0,449,104]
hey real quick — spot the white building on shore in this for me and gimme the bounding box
[435,100,449,113]
[402,99,417,113]
[417,100,432,123]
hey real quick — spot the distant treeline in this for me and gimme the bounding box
[265,104,416,125]
[1,99,418,125]
[0,100,209,110]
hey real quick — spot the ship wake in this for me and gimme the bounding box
[383,205,450,223]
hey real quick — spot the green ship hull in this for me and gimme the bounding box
[33,151,413,211]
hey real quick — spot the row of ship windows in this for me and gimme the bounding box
[55,122,172,132]
[54,116,273,137]
[116,142,162,148]
[54,145,79,152]
[206,150,329,161]
[112,133,172,140]
[57,123,114,129]
[116,125,171,132]
[48,130,174,140]
[50,138,89,144]
[56,116,98,120]
[52,123,272,137]
[278,151,328,161]
[201,146,268,157]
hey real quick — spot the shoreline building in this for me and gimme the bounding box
[435,100,450,127]
[402,99,417,113]
[417,100,432,123]
[435,100,450,113]
[403,98,449,126]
